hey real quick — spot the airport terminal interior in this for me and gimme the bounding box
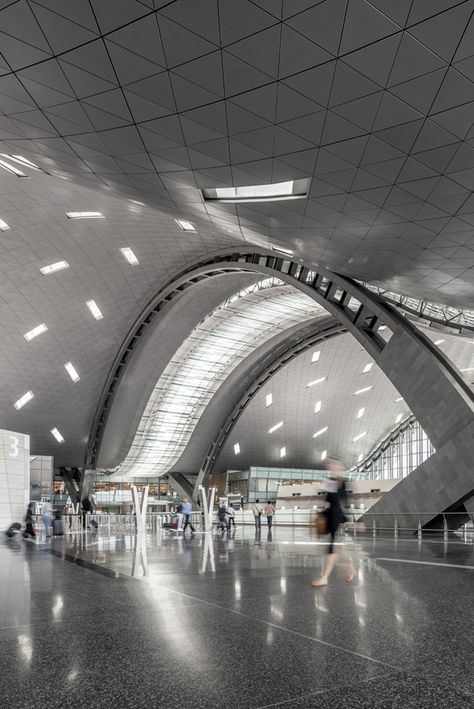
[1,1,474,706]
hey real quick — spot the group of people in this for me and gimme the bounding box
[218,503,237,531]
[252,500,275,530]
[175,498,195,535]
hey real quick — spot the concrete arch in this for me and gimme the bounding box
[88,249,474,527]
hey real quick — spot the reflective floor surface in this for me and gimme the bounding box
[2,526,474,708]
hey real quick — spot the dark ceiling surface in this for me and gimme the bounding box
[1,0,474,305]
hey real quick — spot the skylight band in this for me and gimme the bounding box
[202,178,310,204]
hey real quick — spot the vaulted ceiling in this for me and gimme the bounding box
[1,0,474,467]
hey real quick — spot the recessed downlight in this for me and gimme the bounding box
[40,260,69,275]
[0,158,27,177]
[353,386,373,396]
[280,446,286,458]
[66,212,104,219]
[314,400,322,413]
[356,407,365,419]
[86,300,103,320]
[307,377,326,388]
[24,323,48,342]
[120,247,139,265]
[64,362,80,383]
[265,393,272,407]
[233,442,240,455]
[268,421,284,434]
[311,350,321,363]
[0,218,9,231]
[357,453,364,463]
[313,426,328,438]
[14,391,34,410]
[395,413,403,424]
[175,219,196,231]
[362,363,373,373]
[352,431,367,442]
[321,450,327,461]
[50,427,65,444]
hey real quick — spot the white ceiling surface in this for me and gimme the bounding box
[0,2,474,305]
[0,166,240,464]
[214,324,474,471]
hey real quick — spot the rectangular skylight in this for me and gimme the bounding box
[353,386,373,396]
[313,426,328,438]
[352,431,367,442]
[40,260,69,275]
[356,407,365,419]
[268,421,284,434]
[362,363,373,373]
[272,245,293,256]
[307,377,326,388]
[280,446,286,458]
[175,219,196,231]
[0,158,27,176]
[233,442,240,455]
[24,323,48,342]
[202,178,310,203]
[321,450,327,461]
[66,212,104,219]
[120,247,139,265]
[1,154,39,170]
[314,400,322,413]
[395,413,403,424]
[311,350,321,363]
[86,300,103,320]
[14,390,34,410]
[50,427,65,444]
[64,361,80,382]
[266,393,272,407]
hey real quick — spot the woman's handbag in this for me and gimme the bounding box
[315,513,327,535]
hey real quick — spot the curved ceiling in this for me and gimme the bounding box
[114,278,326,476]
[214,321,474,471]
[0,1,474,470]
[0,1,474,307]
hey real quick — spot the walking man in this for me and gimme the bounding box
[252,499,262,531]
[182,498,195,535]
[264,501,275,529]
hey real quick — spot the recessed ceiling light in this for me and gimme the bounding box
[0,218,9,231]
[1,154,39,170]
[321,450,327,461]
[378,325,387,331]
[272,245,293,256]
[0,158,27,176]
[202,178,310,203]
[307,377,326,388]
[311,350,321,363]
[461,367,474,372]
[395,396,403,402]
[120,247,139,265]
[175,219,196,231]
[313,426,328,438]
[64,361,80,383]
[314,400,322,413]
[266,393,272,407]
[14,390,34,410]
[233,442,240,455]
[280,446,286,458]
[50,427,65,444]
[434,339,445,346]
[268,421,284,434]
[356,407,365,419]
[352,431,367,442]
[362,363,373,373]
[353,386,373,396]
[24,323,48,342]
[357,453,364,463]
[66,212,104,219]
[395,413,403,424]
[86,300,103,320]
[40,260,69,275]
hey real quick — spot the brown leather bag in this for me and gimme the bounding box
[315,513,326,535]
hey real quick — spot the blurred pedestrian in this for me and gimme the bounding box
[24,504,36,539]
[264,501,275,529]
[182,498,195,535]
[252,499,262,531]
[227,503,236,530]
[311,457,355,588]
[42,500,52,538]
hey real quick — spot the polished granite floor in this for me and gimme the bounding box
[2,526,474,708]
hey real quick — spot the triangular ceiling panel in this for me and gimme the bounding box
[286,0,347,56]
[27,3,98,54]
[340,0,400,54]
[107,15,166,67]
[158,16,218,67]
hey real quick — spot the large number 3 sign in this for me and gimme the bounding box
[8,435,19,458]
